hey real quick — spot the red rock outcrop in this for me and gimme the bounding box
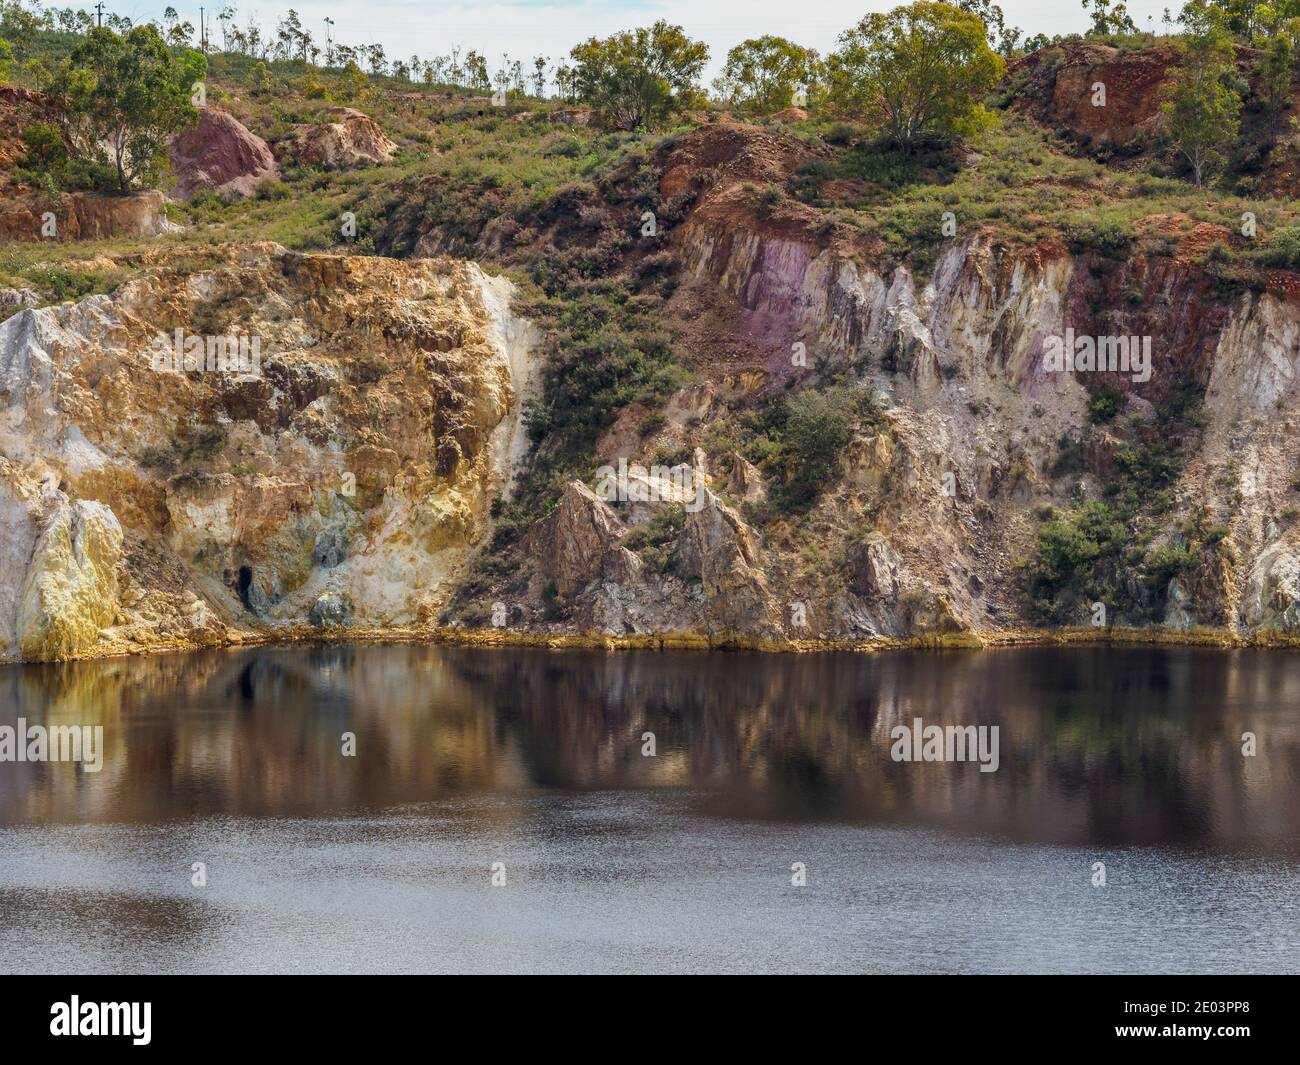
[167,107,278,201]
[0,85,54,176]
[1006,39,1280,150]
[1007,42,1183,144]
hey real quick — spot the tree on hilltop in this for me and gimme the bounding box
[824,2,1005,148]
[712,35,820,114]
[1162,0,1242,186]
[569,21,709,130]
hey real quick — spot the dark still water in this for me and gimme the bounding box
[1,644,1298,973]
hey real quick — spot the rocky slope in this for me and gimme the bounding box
[0,244,538,661]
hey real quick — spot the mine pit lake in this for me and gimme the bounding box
[1,644,1298,974]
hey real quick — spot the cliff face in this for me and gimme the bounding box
[453,122,1300,647]
[0,245,538,661]
[7,120,1300,659]
[665,214,1300,640]
[0,189,175,241]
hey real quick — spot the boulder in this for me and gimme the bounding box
[0,287,38,312]
[530,481,641,598]
[849,532,903,602]
[18,499,124,661]
[905,593,969,636]
[673,487,770,630]
[167,107,278,201]
[281,107,397,168]
[309,591,354,629]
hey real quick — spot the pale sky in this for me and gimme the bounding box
[98,1,1180,80]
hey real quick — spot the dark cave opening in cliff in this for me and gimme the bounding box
[237,566,254,611]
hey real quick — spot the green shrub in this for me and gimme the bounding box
[179,426,227,463]
[543,137,584,159]
[254,180,293,201]
[1087,387,1123,424]
[1257,226,1300,269]
[540,581,567,620]
[842,142,925,188]
[1024,500,1127,622]
[623,504,687,574]
[757,186,783,216]
[823,123,856,147]
[1027,424,1195,623]
[347,354,391,384]
[25,264,115,303]
[17,122,69,187]
[773,385,862,510]
[638,411,667,437]
[1063,220,1133,258]
[1145,544,1197,585]
[139,445,177,473]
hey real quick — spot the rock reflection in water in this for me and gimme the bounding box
[3,644,1300,973]
[1,644,1297,852]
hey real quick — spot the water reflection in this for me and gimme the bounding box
[2,644,1298,852]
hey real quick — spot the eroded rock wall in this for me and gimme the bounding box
[668,205,1300,641]
[0,244,537,661]
[0,190,174,242]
